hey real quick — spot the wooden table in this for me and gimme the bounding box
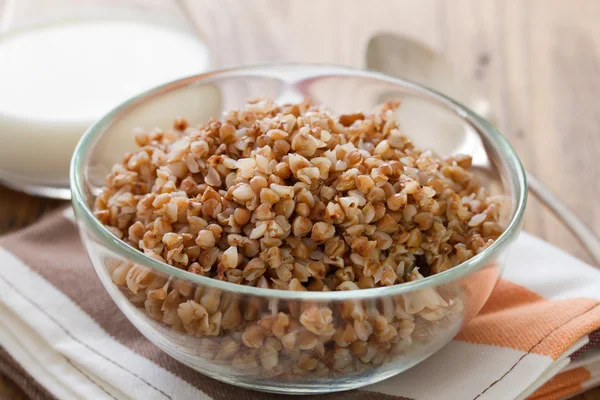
[1,0,599,398]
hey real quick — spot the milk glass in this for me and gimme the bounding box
[0,0,211,198]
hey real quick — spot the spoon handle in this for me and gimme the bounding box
[527,172,600,266]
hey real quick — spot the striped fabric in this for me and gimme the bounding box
[0,209,598,400]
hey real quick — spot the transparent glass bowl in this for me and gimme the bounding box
[71,65,527,394]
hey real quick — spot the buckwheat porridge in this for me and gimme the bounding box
[94,98,507,379]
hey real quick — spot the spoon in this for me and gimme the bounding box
[366,33,600,266]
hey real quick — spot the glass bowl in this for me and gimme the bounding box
[70,65,527,394]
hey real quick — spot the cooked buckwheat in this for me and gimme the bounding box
[97,98,508,380]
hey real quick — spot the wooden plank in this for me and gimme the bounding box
[182,0,440,68]
[527,0,600,263]
[0,186,63,236]
[439,0,599,264]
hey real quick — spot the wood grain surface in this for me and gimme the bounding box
[0,0,599,398]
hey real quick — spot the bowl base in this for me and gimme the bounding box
[160,341,450,395]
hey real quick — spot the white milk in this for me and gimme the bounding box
[0,19,211,196]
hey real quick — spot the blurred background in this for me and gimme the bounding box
[1,0,598,262]
[0,0,599,397]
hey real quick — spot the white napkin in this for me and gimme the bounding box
[0,209,598,400]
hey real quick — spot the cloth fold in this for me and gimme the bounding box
[0,209,598,400]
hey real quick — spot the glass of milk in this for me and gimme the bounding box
[0,0,213,198]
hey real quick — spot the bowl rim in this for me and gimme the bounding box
[70,63,527,300]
